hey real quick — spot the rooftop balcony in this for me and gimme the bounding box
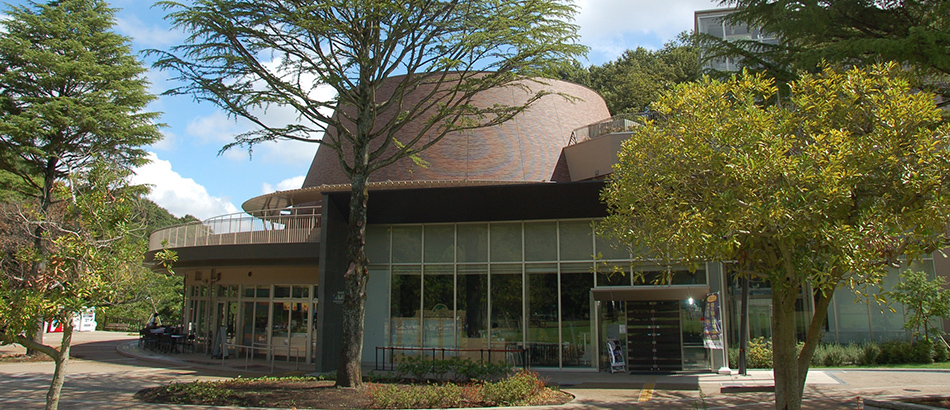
[148,206,321,252]
[568,113,652,145]
[563,114,652,181]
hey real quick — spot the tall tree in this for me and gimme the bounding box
[0,0,162,351]
[583,34,701,114]
[704,0,950,106]
[600,64,950,410]
[152,0,586,387]
[886,270,950,341]
[0,162,175,410]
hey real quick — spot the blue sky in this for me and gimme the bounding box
[4,0,720,220]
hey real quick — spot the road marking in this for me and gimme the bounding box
[638,382,655,402]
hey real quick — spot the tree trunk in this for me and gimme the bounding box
[46,321,72,410]
[771,286,802,410]
[27,157,59,356]
[335,150,371,388]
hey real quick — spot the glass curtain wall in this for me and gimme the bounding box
[185,282,318,362]
[372,219,625,369]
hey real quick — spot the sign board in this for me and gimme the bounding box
[607,339,625,373]
[703,293,724,349]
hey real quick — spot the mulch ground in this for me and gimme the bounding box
[135,379,573,409]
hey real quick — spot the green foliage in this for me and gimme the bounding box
[480,370,546,407]
[885,270,950,340]
[0,0,162,196]
[395,356,512,382]
[713,0,950,108]
[744,337,773,369]
[573,33,702,114]
[600,63,950,408]
[934,338,949,362]
[367,383,461,409]
[861,343,883,366]
[160,381,242,405]
[809,344,863,367]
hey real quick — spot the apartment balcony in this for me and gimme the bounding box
[148,206,322,252]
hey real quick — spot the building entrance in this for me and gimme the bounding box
[595,286,711,373]
[626,301,682,371]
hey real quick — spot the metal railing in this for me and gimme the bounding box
[375,346,529,372]
[568,113,656,145]
[148,206,321,251]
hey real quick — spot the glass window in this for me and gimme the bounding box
[597,262,631,287]
[391,266,422,347]
[595,232,629,260]
[423,265,455,348]
[561,269,593,367]
[243,285,255,298]
[274,285,291,298]
[292,285,310,299]
[457,264,488,354]
[256,286,271,298]
[273,302,290,350]
[634,266,707,285]
[559,221,593,261]
[392,226,422,263]
[366,225,391,264]
[490,264,523,361]
[424,225,455,263]
[526,264,559,367]
[490,223,522,262]
[457,224,488,262]
[524,222,557,261]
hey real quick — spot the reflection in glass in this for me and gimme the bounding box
[457,265,488,356]
[527,264,559,367]
[490,265,523,364]
[391,267,421,347]
[424,225,455,263]
[560,268,593,367]
[423,265,455,348]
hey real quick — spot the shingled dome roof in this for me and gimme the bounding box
[301,77,609,188]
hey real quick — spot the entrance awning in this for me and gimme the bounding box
[592,285,710,302]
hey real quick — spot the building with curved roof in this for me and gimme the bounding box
[147,71,945,375]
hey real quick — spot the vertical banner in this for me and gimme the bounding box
[703,292,724,349]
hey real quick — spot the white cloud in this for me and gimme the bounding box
[115,14,185,49]
[262,175,305,194]
[131,153,240,220]
[150,129,177,151]
[186,111,248,145]
[575,0,720,59]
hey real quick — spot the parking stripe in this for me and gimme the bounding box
[638,382,655,402]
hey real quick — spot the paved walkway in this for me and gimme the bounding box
[3,331,950,409]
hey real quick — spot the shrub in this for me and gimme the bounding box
[860,343,882,366]
[481,370,545,406]
[810,343,861,367]
[396,355,434,381]
[912,339,934,364]
[934,337,949,362]
[746,337,773,369]
[877,340,914,364]
[367,383,461,409]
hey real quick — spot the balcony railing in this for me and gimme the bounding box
[568,113,655,145]
[148,206,321,251]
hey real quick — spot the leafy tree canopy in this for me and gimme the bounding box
[600,63,950,409]
[886,269,950,341]
[705,0,950,106]
[0,0,162,205]
[558,33,701,115]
